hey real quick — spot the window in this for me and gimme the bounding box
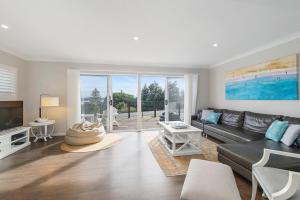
[0,65,17,95]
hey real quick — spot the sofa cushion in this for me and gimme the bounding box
[282,116,300,124]
[281,124,300,146]
[196,108,216,120]
[220,109,244,128]
[206,112,222,124]
[217,139,300,171]
[243,111,281,134]
[265,120,289,142]
[191,120,203,129]
[201,109,214,121]
[205,124,264,143]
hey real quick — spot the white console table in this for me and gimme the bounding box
[0,127,31,159]
[29,120,55,142]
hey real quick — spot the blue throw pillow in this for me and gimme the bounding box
[265,120,289,142]
[206,112,222,124]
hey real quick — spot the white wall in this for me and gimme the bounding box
[197,69,209,110]
[0,51,26,101]
[0,51,28,125]
[209,38,300,118]
[0,50,209,134]
[24,62,68,133]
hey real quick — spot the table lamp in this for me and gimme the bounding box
[39,95,60,118]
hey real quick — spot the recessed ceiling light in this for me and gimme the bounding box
[213,43,218,47]
[133,36,139,41]
[1,24,9,30]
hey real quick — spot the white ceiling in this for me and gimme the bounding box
[0,0,300,68]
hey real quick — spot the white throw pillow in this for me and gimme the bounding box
[201,109,214,121]
[281,124,300,146]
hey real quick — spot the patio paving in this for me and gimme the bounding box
[113,115,160,131]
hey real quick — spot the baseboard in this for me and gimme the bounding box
[53,132,66,136]
[29,132,66,137]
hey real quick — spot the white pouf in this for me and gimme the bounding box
[180,159,241,200]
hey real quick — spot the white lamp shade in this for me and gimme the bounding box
[41,96,59,107]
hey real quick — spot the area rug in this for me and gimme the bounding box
[60,134,122,153]
[143,131,218,176]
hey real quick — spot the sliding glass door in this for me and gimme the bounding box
[80,75,109,130]
[141,76,165,130]
[80,74,185,132]
[165,77,184,122]
[111,75,138,131]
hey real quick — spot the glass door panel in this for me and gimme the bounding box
[80,75,109,130]
[111,75,138,131]
[166,77,184,122]
[141,76,165,130]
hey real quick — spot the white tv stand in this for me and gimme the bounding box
[0,127,31,159]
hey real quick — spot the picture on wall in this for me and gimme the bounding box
[225,54,298,100]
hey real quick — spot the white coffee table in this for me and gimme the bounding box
[158,121,203,156]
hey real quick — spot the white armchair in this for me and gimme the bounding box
[251,148,300,200]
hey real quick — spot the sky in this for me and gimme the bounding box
[80,75,107,98]
[80,75,183,98]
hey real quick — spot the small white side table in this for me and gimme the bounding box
[29,120,56,142]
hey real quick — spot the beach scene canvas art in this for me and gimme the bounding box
[225,55,298,100]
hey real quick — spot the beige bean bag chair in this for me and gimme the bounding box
[65,122,106,146]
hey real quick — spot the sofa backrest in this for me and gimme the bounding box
[196,108,222,120]
[282,116,300,124]
[243,111,281,134]
[209,108,223,114]
[220,109,244,128]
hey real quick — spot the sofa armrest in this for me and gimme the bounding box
[191,115,198,120]
[253,148,300,168]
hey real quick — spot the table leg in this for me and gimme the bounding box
[172,134,175,155]
[44,125,47,142]
[49,125,54,139]
[31,128,39,142]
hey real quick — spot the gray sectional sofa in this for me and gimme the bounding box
[191,109,300,181]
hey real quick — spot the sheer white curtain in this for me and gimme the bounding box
[67,69,81,128]
[184,73,199,125]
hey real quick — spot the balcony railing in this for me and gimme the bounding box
[81,100,183,123]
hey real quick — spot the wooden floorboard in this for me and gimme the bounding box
[0,133,261,200]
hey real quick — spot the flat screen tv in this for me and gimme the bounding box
[0,101,23,131]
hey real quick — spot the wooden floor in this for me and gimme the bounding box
[0,133,261,200]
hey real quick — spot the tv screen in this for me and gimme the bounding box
[0,101,23,131]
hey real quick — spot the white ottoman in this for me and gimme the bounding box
[180,160,241,200]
